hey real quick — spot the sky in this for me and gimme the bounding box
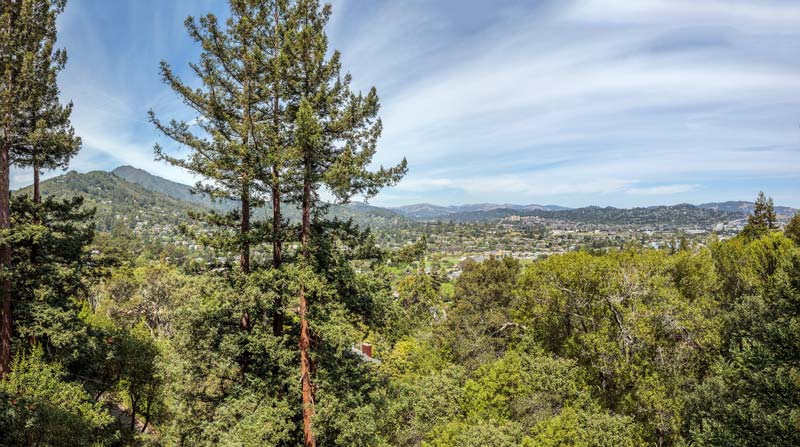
[10,0,800,208]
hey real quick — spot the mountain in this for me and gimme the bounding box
[520,204,571,212]
[391,203,455,219]
[391,200,798,225]
[13,170,204,233]
[409,203,743,226]
[13,169,410,236]
[13,167,793,231]
[698,201,797,218]
[391,202,568,219]
[533,204,742,226]
[112,165,236,212]
[112,166,407,226]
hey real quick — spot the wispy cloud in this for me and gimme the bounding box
[12,0,800,208]
[334,0,800,206]
[626,184,701,195]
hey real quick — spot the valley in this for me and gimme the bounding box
[15,167,792,277]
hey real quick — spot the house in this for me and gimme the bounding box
[350,342,381,365]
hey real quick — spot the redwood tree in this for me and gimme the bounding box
[285,1,407,443]
[0,0,74,378]
[149,0,295,367]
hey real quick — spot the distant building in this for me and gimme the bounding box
[350,342,381,365]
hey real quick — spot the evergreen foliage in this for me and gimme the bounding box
[785,211,800,245]
[0,1,797,445]
[743,191,779,239]
[1,0,80,379]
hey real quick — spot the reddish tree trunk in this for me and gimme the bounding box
[300,172,315,447]
[1,0,14,379]
[0,143,12,378]
[299,286,314,446]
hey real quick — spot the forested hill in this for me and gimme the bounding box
[391,203,569,219]
[13,170,204,231]
[13,167,793,231]
[528,204,743,226]
[13,168,408,231]
[112,165,406,224]
[698,200,797,217]
[396,204,746,225]
[111,165,229,211]
[108,166,785,226]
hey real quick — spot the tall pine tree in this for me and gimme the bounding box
[0,0,20,379]
[151,5,263,277]
[0,0,73,378]
[285,1,407,443]
[149,0,297,366]
[262,0,294,336]
[12,9,80,205]
[743,191,778,239]
[151,3,406,443]
[11,0,79,277]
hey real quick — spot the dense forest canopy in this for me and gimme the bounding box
[1,1,800,446]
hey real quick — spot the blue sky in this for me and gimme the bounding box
[10,0,800,208]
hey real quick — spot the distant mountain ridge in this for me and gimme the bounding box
[13,167,407,231]
[110,166,799,222]
[391,201,796,222]
[391,202,569,219]
[698,201,796,217]
[12,166,796,229]
[406,204,744,225]
[112,165,406,222]
[112,165,237,212]
[13,170,204,232]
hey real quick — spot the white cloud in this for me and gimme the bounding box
[343,0,800,206]
[565,0,800,33]
[14,0,799,208]
[626,184,701,195]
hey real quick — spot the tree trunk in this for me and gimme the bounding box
[299,286,314,447]
[1,0,15,380]
[33,163,40,204]
[129,394,137,432]
[30,161,40,265]
[271,172,284,336]
[1,143,12,378]
[270,5,285,336]
[300,169,315,447]
[239,185,252,335]
[240,186,251,275]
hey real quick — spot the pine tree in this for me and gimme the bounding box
[10,195,97,354]
[149,0,297,368]
[150,3,406,442]
[285,1,407,443]
[0,0,72,378]
[765,196,778,229]
[0,0,20,380]
[785,212,800,245]
[12,9,80,205]
[263,0,294,337]
[11,0,79,277]
[744,191,778,239]
[151,6,262,277]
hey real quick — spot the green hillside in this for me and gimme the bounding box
[13,170,203,233]
[112,165,409,227]
[112,165,224,210]
[14,169,409,234]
